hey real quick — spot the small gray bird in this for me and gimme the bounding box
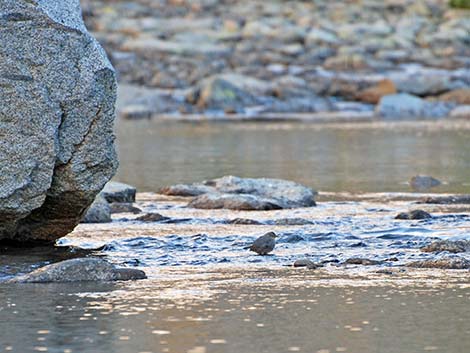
[245,232,277,255]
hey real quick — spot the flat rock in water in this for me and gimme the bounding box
[344,258,384,266]
[395,210,432,220]
[407,257,470,270]
[7,258,147,283]
[0,0,117,243]
[293,259,318,269]
[229,218,264,225]
[421,240,470,254]
[101,182,137,203]
[136,213,170,222]
[162,176,317,210]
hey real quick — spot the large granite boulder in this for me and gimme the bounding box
[0,0,117,243]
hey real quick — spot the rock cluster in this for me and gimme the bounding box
[0,0,117,243]
[160,176,317,210]
[82,0,470,119]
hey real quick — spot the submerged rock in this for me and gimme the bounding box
[293,259,318,269]
[395,210,432,220]
[273,218,313,226]
[81,195,112,224]
[344,258,384,266]
[0,0,117,243]
[410,175,442,191]
[101,182,136,203]
[162,176,317,210]
[407,257,470,270]
[229,218,264,225]
[8,258,147,283]
[421,240,470,254]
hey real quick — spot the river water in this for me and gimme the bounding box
[1,120,470,353]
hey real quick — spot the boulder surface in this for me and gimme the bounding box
[0,0,117,242]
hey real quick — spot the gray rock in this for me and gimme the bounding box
[101,182,136,203]
[407,257,470,270]
[81,195,112,224]
[395,210,432,220]
[7,258,147,283]
[293,259,318,269]
[246,232,277,255]
[165,176,317,210]
[228,218,264,225]
[344,258,384,266]
[135,213,170,222]
[274,218,313,226]
[421,240,470,254]
[189,193,282,211]
[376,94,454,119]
[410,175,442,191]
[0,0,117,243]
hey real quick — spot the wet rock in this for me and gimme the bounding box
[376,94,454,119]
[136,213,170,222]
[109,203,142,214]
[81,195,112,224]
[121,104,153,120]
[0,0,117,243]
[395,210,432,220]
[245,232,277,255]
[189,193,282,211]
[160,184,213,197]
[274,218,313,226]
[410,175,442,191]
[8,258,147,283]
[421,195,470,204]
[101,182,136,203]
[421,240,470,253]
[171,176,316,210]
[293,259,318,269]
[283,234,306,243]
[344,258,384,266]
[229,218,264,225]
[356,79,397,104]
[407,257,470,270]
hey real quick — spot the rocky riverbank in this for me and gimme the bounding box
[82,0,470,120]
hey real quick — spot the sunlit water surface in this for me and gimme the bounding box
[1,120,470,353]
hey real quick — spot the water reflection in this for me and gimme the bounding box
[1,270,469,353]
[115,120,470,193]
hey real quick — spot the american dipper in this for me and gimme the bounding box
[245,232,277,255]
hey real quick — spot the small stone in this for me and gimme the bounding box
[246,232,277,255]
[344,258,383,266]
[136,213,170,222]
[395,210,432,220]
[293,259,318,269]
